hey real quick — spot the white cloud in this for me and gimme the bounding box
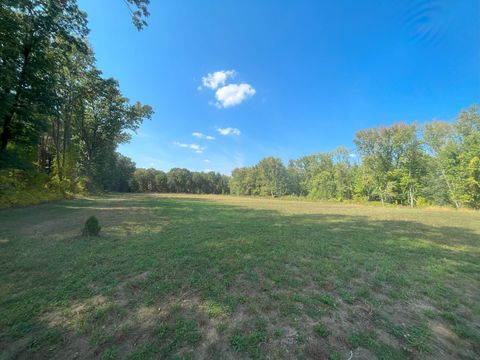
[173,141,205,154]
[200,70,236,90]
[217,127,241,136]
[203,159,211,163]
[199,70,256,108]
[192,132,215,140]
[215,83,255,108]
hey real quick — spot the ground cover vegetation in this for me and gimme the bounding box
[0,194,478,359]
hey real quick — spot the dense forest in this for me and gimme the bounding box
[1,2,478,209]
[0,0,153,205]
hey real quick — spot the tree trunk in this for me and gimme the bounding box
[379,186,385,205]
[441,169,460,209]
[0,112,13,152]
[409,185,414,208]
[1,45,32,152]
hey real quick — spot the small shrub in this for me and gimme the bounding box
[82,216,101,236]
[415,196,430,208]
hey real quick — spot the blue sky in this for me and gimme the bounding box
[78,0,479,174]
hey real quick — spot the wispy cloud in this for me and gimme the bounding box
[203,159,211,163]
[215,83,256,108]
[192,132,215,140]
[217,127,241,136]
[200,70,236,90]
[173,141,205,154]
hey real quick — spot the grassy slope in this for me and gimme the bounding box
[0,194,479,359]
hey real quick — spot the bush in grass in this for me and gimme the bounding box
[82,216,101,236]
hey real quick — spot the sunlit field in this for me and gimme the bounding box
[0,194,479,359]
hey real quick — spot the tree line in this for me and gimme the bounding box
[129,168,230,194]
[1,1,153,194]
[230,106,480,209]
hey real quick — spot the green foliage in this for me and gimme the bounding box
[466,157,480,208]
[0,0,153,204]
[125,0,151,30]
[319,294,337,308]
[230,166,259,195]
[256,157,289,197]
[152,317,201,357]
[313,323,329,337]
[100,346,118,360]
[0,0,88,153]
[230,320,267,357]
[166,168,192,193]
[354,122,426,206]
[229,105,479,209]
[421,107,480,208]
[388,323,431,352]
[131,168,162,192]
[0,169,72,208]
[161,168,229,194]
[82,216,101,237]
[75,70,153,192]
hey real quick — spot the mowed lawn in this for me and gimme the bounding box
[0,195,479,360]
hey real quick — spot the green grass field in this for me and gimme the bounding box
[0,194,479,359]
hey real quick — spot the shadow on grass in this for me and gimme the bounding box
[0,195,479,359]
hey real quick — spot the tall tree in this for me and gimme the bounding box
[154,171,168,192]
[230,167,258,196]
[331,147,355,201]
[354,123,420,205]
[456,106,480,208]
[75,69,152,189]
[423,121,463,208]
[397,124,426,207]
[0,0,88,155]
[167,168,192,193]
[256,157,289,198]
